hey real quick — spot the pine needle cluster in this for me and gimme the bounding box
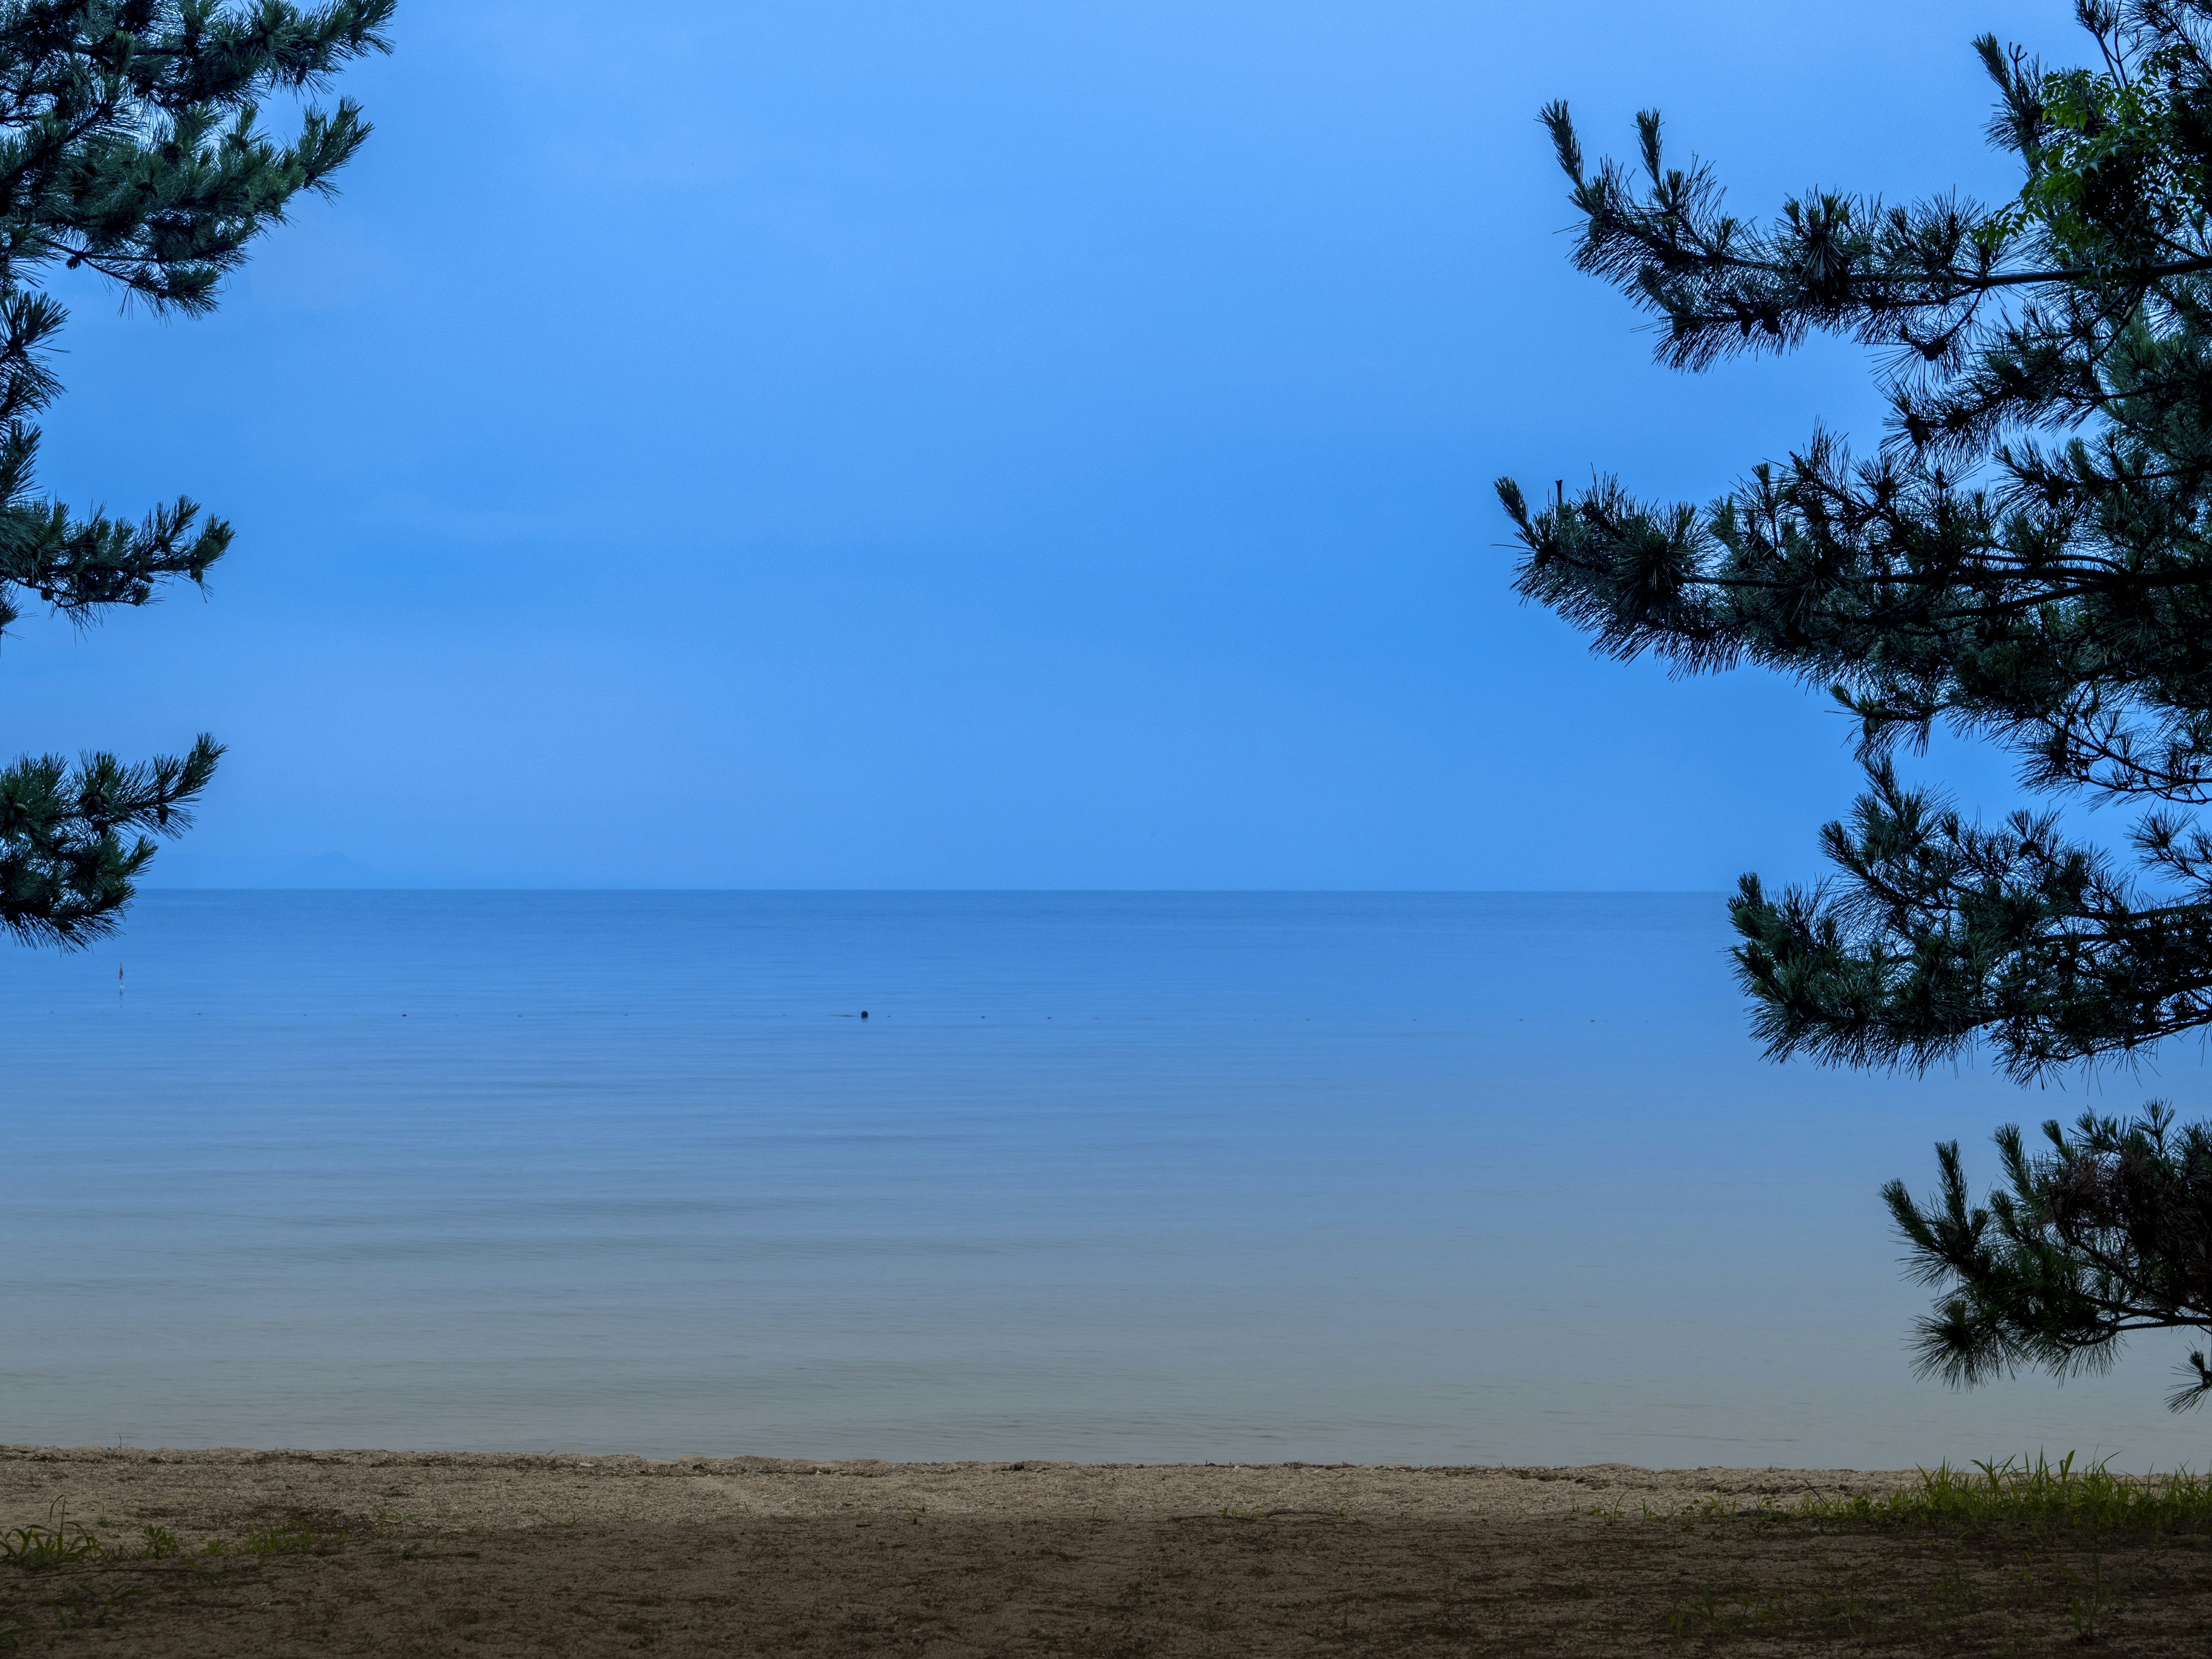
[0,1,392,944]
[1887,1105,2212,1407]
[1501,1,2212,1406]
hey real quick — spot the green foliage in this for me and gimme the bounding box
[1885,1105,2212,1406]
[1502,2,2212,1404]
[1796,1452,2212,1534]
[1,734,221,944]
[0,1,392,945]
[243,1517,338,1560]
[0,1506,100,1566]
[44,1580,136,1628]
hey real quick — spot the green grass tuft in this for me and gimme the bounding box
[46,1582,137,1630]
[0,1505,101,1568]
[244,1519,341,1562]
[1801,1453,2212,1535]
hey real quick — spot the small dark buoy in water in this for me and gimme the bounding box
[860,1010,869,1020]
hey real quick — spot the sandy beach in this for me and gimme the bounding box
[3,1447,2207,1654]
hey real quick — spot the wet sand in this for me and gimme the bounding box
[2,1448,2206,1654]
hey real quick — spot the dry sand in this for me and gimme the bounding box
[1,1447,2206,1654]
[0,1445,1916,1529]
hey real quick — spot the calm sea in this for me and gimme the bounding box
[1,892,2204,1469]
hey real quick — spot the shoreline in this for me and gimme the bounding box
[3,1445,1919,1526]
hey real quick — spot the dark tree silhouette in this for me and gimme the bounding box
[0,1,392,945]
[1502,1,2212,1406]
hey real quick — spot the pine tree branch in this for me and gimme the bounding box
[0,734,221,946]
[0,3,390,943]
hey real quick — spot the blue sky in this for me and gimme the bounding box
[9,1,2085,888]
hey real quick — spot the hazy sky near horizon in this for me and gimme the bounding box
[7,2,2086,888]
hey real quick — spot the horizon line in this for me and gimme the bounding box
[134,885,1739,896]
